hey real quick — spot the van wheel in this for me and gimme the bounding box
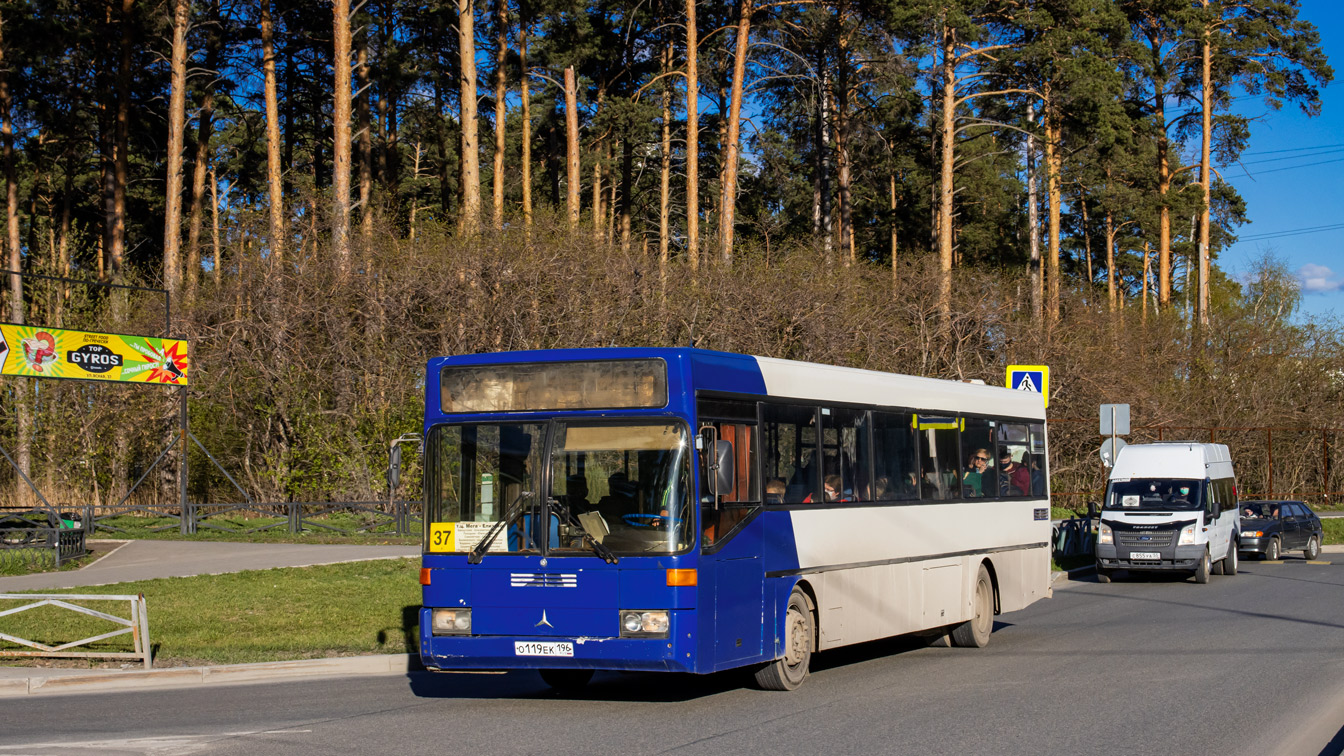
[1212,553,1225,575]
[1266,537,1280,561]
[539,669,594,691]
[1194,550,1210,584]
[1304,535,1320,561]
[1096,566,1112,584]
[951,564,994,648]
[1223,541,1237,575]
[754,588,813,691]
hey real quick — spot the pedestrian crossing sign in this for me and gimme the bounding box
[1006,365,1049,408]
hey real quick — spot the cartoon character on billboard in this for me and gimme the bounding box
[20,331,57,373]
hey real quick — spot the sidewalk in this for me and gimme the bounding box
[0,539,420,592]
[0,654,428,697]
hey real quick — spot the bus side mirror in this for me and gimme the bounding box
[1087,501,1099,519]
[388,445,402,491]
[714,441,735,496]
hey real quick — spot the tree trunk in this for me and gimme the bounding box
[112,0,135,280]
[835,10,853,265]
[332,0,353,270]
[818,54,832,259]
[563,66,580,230]
[1142,241,1150,324]
[261,0,285,258]
[0,8,28,505]
[458,0,480,234]
[1027,102,1041,323]
[718,0,752,265]
[1044,90,1062,324]
[492,0,508,229]
[620,137,632,254]
[357,24,374,245]
[162,0,190,297]
[889,173,898,293]
[937,20,955,317]
[1198,6,1212,329]
[1081,192,1092,287]
[185,0,221,301]
[685,0,700,270]
[1155,60,1171,307]
[210,165,220,285]
[1105,197,1116,312]
[659,43,672,265]
[519,26,532,230]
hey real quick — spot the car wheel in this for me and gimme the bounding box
[1266,537,1280,561]
[1223,541,1237,576]
[1096,566,1112,584]
[1304,534,1321,561]
[754,588,813,691]
[1194,549,1210,584]
[951,564,994,648]
[539,669,594,692]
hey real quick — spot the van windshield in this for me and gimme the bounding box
[1105,479,1203,511]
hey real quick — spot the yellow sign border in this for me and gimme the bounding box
[1005,364,1049,407]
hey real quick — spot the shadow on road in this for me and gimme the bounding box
[406,622,1015,702]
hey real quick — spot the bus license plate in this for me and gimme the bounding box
[515,641,574,657]
[1130,552,1160,560]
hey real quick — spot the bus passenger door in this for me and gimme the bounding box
[698,416,765,669]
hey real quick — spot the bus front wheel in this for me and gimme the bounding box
[951,564,994,648]
[755,588,813,691]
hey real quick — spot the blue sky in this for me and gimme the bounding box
[1222,0,1344,322]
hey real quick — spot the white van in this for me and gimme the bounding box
[1093,442,1240,584]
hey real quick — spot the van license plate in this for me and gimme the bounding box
[515,641,574,657]
[1130,552,1161,560]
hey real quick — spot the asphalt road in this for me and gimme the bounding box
[4,559,1344,756]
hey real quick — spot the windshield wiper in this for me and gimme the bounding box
[547,497,619,564]
[467,490,533,564]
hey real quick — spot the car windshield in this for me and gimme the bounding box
[547,422,694,555]
[1242,502,1277,518]
[1104,478,1203,511]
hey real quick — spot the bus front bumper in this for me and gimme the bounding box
[1096,544,1206,571]
[418,607,697,673]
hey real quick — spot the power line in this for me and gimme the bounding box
[1231,147,1344,167]
[1236,222,1344,243]
[1230,156,1344,177]
[1241,142,1344,156]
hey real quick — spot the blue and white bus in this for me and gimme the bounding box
[418,348,1052,690]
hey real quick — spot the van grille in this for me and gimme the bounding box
[1117,532,1174,548]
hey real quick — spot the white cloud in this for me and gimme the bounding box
[1296,263,1344,294]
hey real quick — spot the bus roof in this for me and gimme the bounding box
[428,348,1046,421]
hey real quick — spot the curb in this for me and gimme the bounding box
[0,653,425,698]
[1052,563,1097,584]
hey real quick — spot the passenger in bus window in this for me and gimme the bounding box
[999,451,1029,496]
[804,475,844,503]
[963,448,989,497]
[765,479,786,505]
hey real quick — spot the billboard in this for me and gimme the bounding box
[0,324,189,386]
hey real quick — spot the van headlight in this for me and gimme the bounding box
[431,608,472,635]
[1178,525,1197,545]
[1098,523,1113,545]
[619,610,669,637]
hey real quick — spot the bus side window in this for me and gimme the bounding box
[762,403,819,504]
[872,411,919,501]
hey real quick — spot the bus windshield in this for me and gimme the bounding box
[1104,479,1203,511]
[427,420,693,556]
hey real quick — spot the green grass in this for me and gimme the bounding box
[0,548,97,577]
[0,558,422,667]
[1322,518,1344,546]
[93,513,420,546]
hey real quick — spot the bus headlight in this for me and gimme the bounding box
[432,608,472,635]
[619,610,669,637]
[1098,523,1113,545]
[1178,525,1197,545]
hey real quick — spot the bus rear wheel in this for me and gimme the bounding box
[755,588,813,691]
[951,564,994,648]
[539,669,594,692]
